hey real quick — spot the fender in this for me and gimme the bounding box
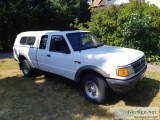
[75,65,109,82]
[18,53,34,68]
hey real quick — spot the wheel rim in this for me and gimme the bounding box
[85,81,99,99]
[22,63,29,75]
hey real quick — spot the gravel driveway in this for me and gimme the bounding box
[0,52,160,72]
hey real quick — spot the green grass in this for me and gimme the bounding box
[0,59,160,120]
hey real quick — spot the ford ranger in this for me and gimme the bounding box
[13,30,147,104]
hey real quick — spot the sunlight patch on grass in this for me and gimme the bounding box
[0,59,18,72]
[145,71,160,81]
[0,58,21,79]
[35,79,46,84]
[0,69,22,79]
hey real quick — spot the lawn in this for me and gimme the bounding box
[0,58,160,120]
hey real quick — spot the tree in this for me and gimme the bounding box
[0,0,90,51]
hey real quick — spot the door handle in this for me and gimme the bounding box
[74,61,81,64]
[46,54,51,57]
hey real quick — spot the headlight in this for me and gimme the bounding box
[117,66,134,77]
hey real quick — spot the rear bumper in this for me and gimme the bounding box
[106,65,147,94]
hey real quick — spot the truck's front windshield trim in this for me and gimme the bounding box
[66,32,103,51]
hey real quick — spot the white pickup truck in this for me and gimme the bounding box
[13,30,147,104]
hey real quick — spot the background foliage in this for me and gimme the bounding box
[75,0,160,62]
[0,0,90,51]
[1,0,160,62]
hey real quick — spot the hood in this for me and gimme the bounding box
[75,45,144,66]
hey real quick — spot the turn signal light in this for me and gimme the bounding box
[118,68,129,77]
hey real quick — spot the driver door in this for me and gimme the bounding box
[45,35,75,80]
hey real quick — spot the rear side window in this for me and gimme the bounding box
[20,36,36,45]
[27,37,36,45]
[20,37,27,44]
[39,35,48,49]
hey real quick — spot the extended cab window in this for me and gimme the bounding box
[20,37,27,45]
[50,35,70,54]
[39,35,48,49]
[27,37,36,45]
[20,36,36,45]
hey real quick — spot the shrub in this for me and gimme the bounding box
[74,0,160,62]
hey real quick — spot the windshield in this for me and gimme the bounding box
[66,32,103,51]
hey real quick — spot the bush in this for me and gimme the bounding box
[74,0,160,62]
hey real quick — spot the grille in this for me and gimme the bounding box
[132,56,146,74]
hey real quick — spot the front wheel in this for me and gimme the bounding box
[82,74,110,104]
[21,59,34,77]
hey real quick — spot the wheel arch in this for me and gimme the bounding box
[75,66,108,83]
[19,55,27,62]
[18,54,33,69]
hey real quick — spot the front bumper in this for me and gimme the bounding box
[106,65,147,94]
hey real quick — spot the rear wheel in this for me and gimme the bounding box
[21,59,34,77]
[82,74,110,104]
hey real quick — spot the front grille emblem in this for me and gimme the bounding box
[139,59,142,64]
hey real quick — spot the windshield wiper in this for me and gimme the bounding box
[79,47,93,51]
[95,44,104,47]
[78,44,104,51]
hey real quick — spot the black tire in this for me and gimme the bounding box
[82,74,110,104]
[21,59,34,77]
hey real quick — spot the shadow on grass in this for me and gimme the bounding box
[45,74,160,107]
[108,77,160,106]
[0,75,113,119]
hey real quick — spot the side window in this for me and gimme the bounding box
[20,37,27,45]
[27,37,36,45]
[50,35,70,53]
[20,36,36,45]
[39,35,48,49]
